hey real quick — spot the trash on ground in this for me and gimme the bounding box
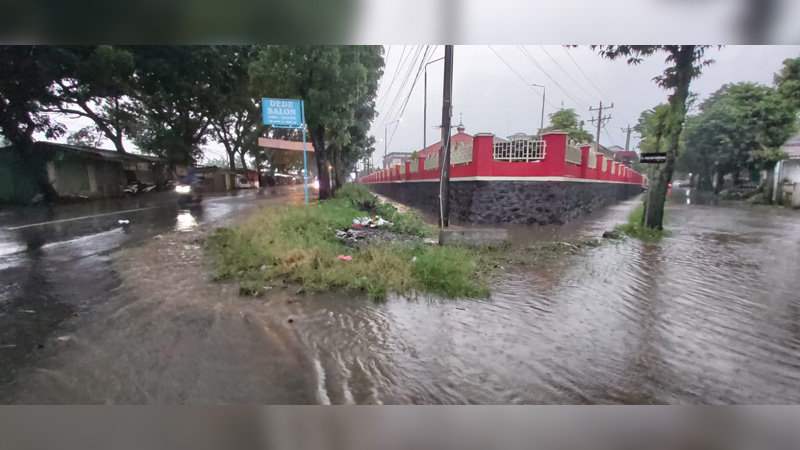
[0,344,17,349]
[354,216,393,228]
[18,309,35,314]
[423,238,438,245]
[412,256,417,262]
[118,219,130,225]
[338,255,352,261]
[56,336,73,342]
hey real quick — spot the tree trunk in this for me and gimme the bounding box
[714,171,724,194]
[331,146,344,193]
[644,45,696,230]
[239,151,248,170]
[760,165,775,203]
[310,126,332,199]
[227,150,236,170]
[700,171,713,191]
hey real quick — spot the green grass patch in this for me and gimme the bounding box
[206,184,486,301]
[614,204,670,243]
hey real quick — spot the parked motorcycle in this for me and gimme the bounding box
[176,183,203,208]
[124,181,156,195]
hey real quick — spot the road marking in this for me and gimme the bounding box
[6,205,170,230]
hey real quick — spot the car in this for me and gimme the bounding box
[671,180,689,188]
[235,174,252,189]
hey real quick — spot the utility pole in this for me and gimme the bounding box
[589,102,614,150]
[621,125,633,151]
[532,84,546,136]
[424,56,444,151]
[438,45,454,228]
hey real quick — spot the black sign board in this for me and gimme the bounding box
[640,152,667,164]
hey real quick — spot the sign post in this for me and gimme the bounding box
[640,152,667,226]
[262,98,309,205]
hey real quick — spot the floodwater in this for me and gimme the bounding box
[287,188,800,404]
[2,187,800,404]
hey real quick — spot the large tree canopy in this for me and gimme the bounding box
[249,45,383,199]
[681,82,797,194]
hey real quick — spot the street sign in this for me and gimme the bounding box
[640,152,667,164]
[261,97,309,204]
[262,98,303,127]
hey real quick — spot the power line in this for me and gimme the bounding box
[486,45,558,109]
[380,46,424,129]
[538,45,602,103]
[375,45,412,117]
[386,46,434,150]
[561,46,613,103]
[516,45,590,110]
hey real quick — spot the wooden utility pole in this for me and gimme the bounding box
[589,102,613,149]
[438,45,454,228]
[621,125,633,151]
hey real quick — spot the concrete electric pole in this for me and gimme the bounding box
[621,125,633,151]
[438,45,454,228]
[589,102,614,150]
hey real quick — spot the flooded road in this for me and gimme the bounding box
[0,186,312,395]
[2,187,799,404]
[287,189,800,404]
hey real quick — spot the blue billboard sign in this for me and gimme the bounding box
[262,98,303,127]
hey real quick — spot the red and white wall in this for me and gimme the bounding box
[360,131,647,187]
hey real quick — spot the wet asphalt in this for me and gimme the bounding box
[0,185,311,395]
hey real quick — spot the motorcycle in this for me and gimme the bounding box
[124,181,155,195]
[175,183,203,208]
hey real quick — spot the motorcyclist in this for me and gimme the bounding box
[180,168,202,201]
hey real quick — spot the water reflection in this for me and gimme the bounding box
[175,210,199,232]
[286,199,800,404]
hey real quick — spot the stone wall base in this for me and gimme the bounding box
[367,180,643,225]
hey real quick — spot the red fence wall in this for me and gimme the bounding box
[359,131,648,186]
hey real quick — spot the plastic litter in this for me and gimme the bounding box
[353,216,393,228]
[118,219,130,225]
[412,256,417,262]
[423,238,438,245]
[338,255,352,261]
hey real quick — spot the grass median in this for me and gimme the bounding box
[207,184,492,301]
[614,204,670,242]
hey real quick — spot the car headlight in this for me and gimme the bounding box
[175,185,191,194]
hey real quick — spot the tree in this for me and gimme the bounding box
[43,46,136,153]
[0,46,69,202]
[592,45,715,229]
[249,45,384,199]
[66,126,106,147]
[207,46,268,170]
[128,46,234,167]
[542,108,594,143]
[682,82,797,197]
[775,56,800,111]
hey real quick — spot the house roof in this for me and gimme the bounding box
[782,129,800,159]
[420,132,473,156]
[19,142,167,164]
[614,150,639,160]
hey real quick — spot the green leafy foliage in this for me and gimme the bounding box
[542,108,593,143]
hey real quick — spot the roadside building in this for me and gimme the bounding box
[613,149,639,168]
[382,151,412,169]
[0,142,172,204]
[774,129,800,207]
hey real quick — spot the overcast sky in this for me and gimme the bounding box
[368,45,800,167]
[43,45,800,167]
